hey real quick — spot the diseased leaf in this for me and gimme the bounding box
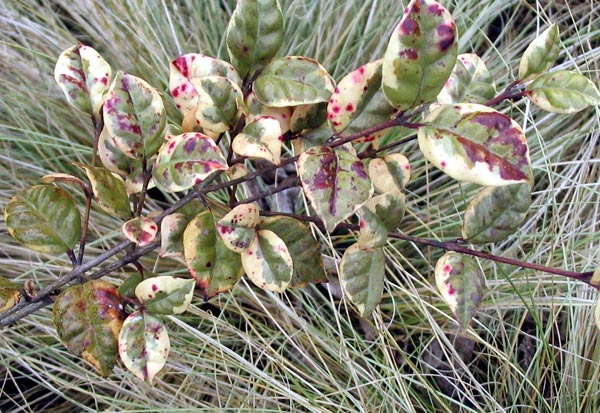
[357,192,406,250]
[122,216,158,247]
[5,185,81,254]
[382,0,457,110]
[118,309,169,385]
[231,116,282,164]
[260,216,326,287]
[189,76,244,135]
[462,183,531,244]
[290,103,328,132]
[357,207,388,251]
[160,213,188,258]
[418,103,533,186]
[241,229,293,292]
[216,203,260,253]
[297,145,373,232]
[525,70,600,114]
[519,24,560,81]
[435,252,485,330]
[79,165,131,219]
[54,44,111,118]
[135,276,195,315]
[339,243,384,317]
[246,91,292,133]
[368,154,411,193]
[226,0,284,77]
[103,71,166,159]
[154,132,228,192]
[254,56,335,107]
[0,277,21,314]
[53,280,124,376]
[437,53,496,104]
[118,272,158,299]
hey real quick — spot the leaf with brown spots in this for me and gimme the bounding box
[231,116,283,164]
[216,203,260,253]
[122,216,158,247]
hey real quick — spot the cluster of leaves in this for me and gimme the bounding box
[2,0,600,383]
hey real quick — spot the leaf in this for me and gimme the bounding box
[118,309,169,385]
[368,154,411,193]
[462,183,531,244]
[189,76,244,135]
[290,103,328,133]
[103,71,166,159]
[260,216,326,287]
[435,252,485,330]
[595,296,600,331]
[170,53,242,116]
[53,280,124,376]
[122,216,158,246]
[418,103,533,186]
[525,70,600,114]
[327,59,396,142]
[519,24,560,81]
[246,91,292,133]
[41,173,86,188]
[153,132,228,192]
[254,56,335,107]
[297,145,372,232]
[78,164,131,219]
[437,53,496,104]
[159,213,188,258]
[135,276,195,315]
[118,272,157,299]
[339,243,385,317]
[357,207,388,251]
[5,185,81,254]
[231,116,283,164]
[183,209,244,299]
[241,229,293,292]
[591,267,600,287]
[382,0,457,110]
[0,277,21,314]
[215,203,260,253]
[226,0,284,77]
[357,192,406,250]
[54,44,111,118]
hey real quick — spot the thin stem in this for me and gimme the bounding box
[77,187,94,265]
[90,114,104,167]
[66,250,77,267]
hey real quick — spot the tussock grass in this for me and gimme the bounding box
[1,0,600,412]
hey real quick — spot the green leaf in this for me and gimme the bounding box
[327,59,396,143]
[435,252,485,330]
[154,132,228,192]
[260,216,326,287]
[437,53,496,104]
[241,229,293,292]
[0,277,21,314]
[226,0,284,77]
[79,164,131,219]
[216,203,260,253]
[290,103,328,132]
[231,116,283,164]
[159,213,188,258]
[183,209,243,299]
[519,24,560,81]
[54,44,111,118]
[118,309,169,385]
[122,216,158,246]
[462,183,531,244]
[170,53,242,116]
[368,154,411,193]
[339,243,385,317]
[382,0,457,110]
[525,70,600,114]
[103,71,166,159]
[254,56,335,107]
[5,185,81,254]
[135,276,195,315]
[53,280,124,376]
[297,145,372,232]
[189,76,245,135]
[418,103,533,186]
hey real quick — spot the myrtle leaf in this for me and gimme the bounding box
[519,24,560,81]
[103,71,166,159]
[246,91,292,133]
[135,276,195,315]
[254,56,335,107]
[339,243,385,317]
[437,53,496,104]
[119,272,157,299]
[160,213,188,258]
[189,76,244,135]
[118,309,169,385]
[231,116,282,164]
[290,103,328,132]
[0,277,21,314]
[216,203,260,253]
[297,145,372,232]
[368,154,411,193]
[462,183,531,244]
[357,191,406,250]
[122,216,158,247]
[435,252,485,330]
[226,0,284,77]
[382,0,457,110]
[357,207,388,251]
[79,165,131,219]
[241,229,293,292]
[154,132,228,192]
[5,185,81,254]
[53,280,124,376]
[41,173,86,188]
[525,70,600,114]
[418,103,533,186]
[54,44,111,118]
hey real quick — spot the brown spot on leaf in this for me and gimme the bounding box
[437,23,456,52]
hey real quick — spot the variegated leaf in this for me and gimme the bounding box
[0,277,21,314]
[135,276,195,315]
[241,230,293,292]
[231,116,282,164]
[79,164,131,219]
[189,76,244,135]
[340,243,384,317]
[160,213,187,257]
[519,24,560,81]
[216,203,260,253]
[368,154,411,193]
[290,103,328,132]
[122,216,158,247]
[437,53,496,104]
[246,91,292,133]
[525,70,600,114]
